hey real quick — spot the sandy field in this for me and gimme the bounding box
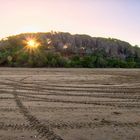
[0,68,140,140]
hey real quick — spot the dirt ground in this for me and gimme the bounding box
[0,68,140,140]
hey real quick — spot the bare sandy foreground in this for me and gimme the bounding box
[0,68,140,140]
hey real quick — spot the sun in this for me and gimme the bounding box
[26,39,40,49]
[23,37,41,53]
[27,39,38,48]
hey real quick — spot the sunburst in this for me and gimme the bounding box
[23,37,40,53]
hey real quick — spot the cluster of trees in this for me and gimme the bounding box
[0,32,140,68]
[69,55,140,68]
[0,48,140,68]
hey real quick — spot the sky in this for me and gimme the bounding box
[0,0,140,46]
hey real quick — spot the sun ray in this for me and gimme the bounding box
[23,37,41,53]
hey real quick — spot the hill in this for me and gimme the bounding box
[0,32,140,68]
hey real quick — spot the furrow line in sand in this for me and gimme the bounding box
[0,121,140,131]
[12,83,63,140]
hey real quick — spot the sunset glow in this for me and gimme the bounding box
[0,0,140,46]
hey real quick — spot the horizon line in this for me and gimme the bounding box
[0,31,139,47]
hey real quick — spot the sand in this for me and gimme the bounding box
[0,68,140,140]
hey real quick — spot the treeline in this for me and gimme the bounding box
[0,47,140,68]
[68,54,140,68]
[0,32,140,68]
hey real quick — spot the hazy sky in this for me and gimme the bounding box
[0,0,140,46]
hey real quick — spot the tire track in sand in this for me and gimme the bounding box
[12,79,63,140]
